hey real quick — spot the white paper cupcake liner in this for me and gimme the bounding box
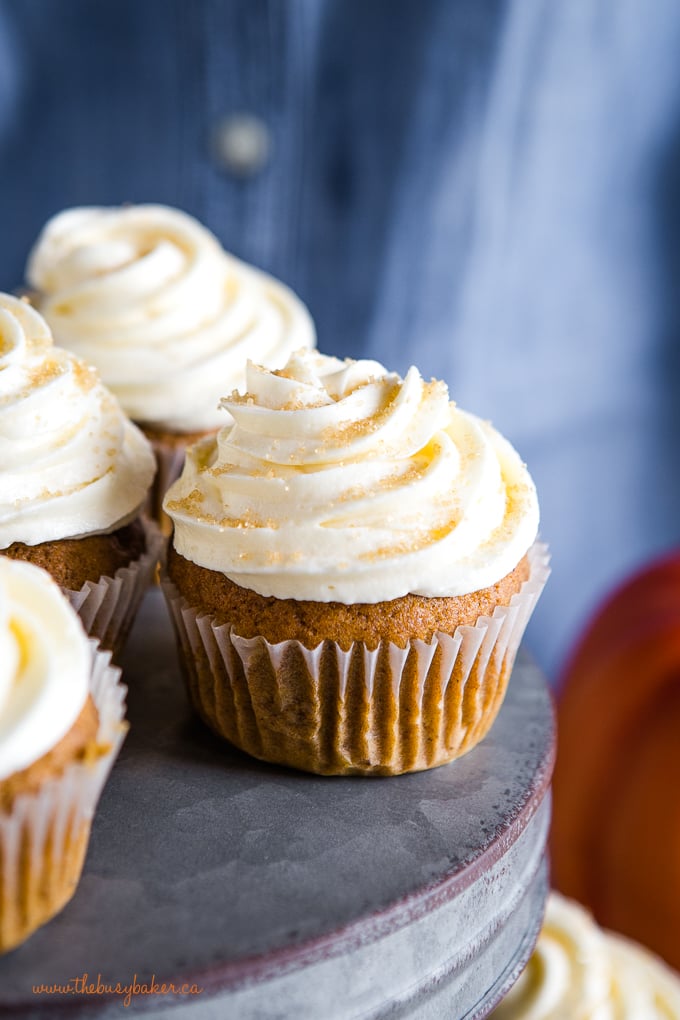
[0,641,127,953]
[64,515,163,657]
[162,543,550,776]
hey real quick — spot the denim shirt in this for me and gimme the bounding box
[1,0,680,680]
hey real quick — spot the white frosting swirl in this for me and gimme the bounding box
[0,558,90,781]
[26,205,316,432]
[0,293,155,548]
[492,893,680,1019]
[164,350,539,602]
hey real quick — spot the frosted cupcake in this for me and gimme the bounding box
[0,558,127,953]
[26,204,316,519]
[162,350,547,776]
[491,892,680,1017]
[0,293,160,655]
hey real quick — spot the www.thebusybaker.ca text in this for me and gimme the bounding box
[32,973,203,1008]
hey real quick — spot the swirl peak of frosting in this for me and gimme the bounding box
[26,204,316,432]
[0,558,90,780]
[0,292,155,549]
[164,350,539,602]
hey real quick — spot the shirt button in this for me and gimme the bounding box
[212,114,271,178]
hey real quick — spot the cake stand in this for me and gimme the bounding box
[0,588,555,1019]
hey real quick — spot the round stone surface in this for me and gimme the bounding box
[0,589,555,1018]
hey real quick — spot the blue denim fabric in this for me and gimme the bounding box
[1,0,680,680]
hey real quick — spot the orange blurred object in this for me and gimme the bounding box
[550,553,680,969]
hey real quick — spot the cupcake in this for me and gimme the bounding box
[162,350,547,776]
[0,557,127,953]
[26,204,316,521]
[0,293,160,655]
[491,892,680,1017]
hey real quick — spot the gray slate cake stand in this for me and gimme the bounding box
[1,589,555,1020]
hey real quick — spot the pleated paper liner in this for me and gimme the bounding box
[64,515,164,659]
[0,641,128,954]
[162,543,550,776]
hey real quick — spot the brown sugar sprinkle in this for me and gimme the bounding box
[224,385,308,415]
[11,467,113,508]
[339,375,382,398]
[206,461,237,477]
[472,483,530,553]
[165,488,205,515]
[71,359,99,393]
[224,390,256,406]
[216,511,279,530]
[320,382,401,443]
[321,377,444,444]
[279,394,330,411]
[26,358,65,390]
[16,353,97,402]
[334,461,425,505]
[210,462,282,479]
[165,492,279,531]
[359,520,458,561]
[425,379,448,401]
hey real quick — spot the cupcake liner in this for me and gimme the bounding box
[64,515,164,658]
[0,641,127,954]
[145,437,190,534]
[162,543,550,776]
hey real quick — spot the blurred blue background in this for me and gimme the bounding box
[1,0,679,683]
